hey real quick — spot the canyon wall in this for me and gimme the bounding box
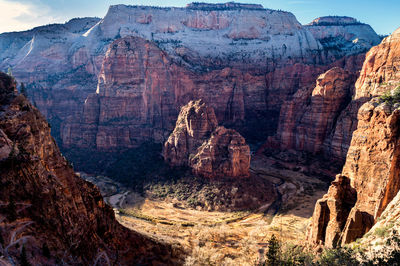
[308,28,400,247]
[0,72,180,265]
[0,4,380,166]
[264,15,382,162]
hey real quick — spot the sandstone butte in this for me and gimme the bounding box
[163,99,251,178]
[0,72,181,265]
[0,4,381,168]
[308,27,400,248]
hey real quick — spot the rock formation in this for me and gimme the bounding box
[307,175,357,248]
[308,27,400,247]
[163,100,250,178]
[306,16,381,57]
[0,4,381,158]
[163,99,218,167]
[272,67,356,160]
[0,72,180,265]
[190,126,251,178]
[263,15,382,163]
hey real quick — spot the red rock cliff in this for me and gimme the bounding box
[163,99,250,178]
[274,67,356,160]
[308,27,400,247]
[0,72,180,265]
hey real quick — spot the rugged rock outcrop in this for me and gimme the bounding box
[163,99,218,167]
[163,100,250,178]
[272,67,356,160]
[0,72,180,265]
[307,175,357,248]
[190,126,251,178]
[308,27,400,247]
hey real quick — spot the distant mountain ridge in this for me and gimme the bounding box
[0,2,381,167]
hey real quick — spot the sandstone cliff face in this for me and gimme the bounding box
[163,100,250,178]
[190,126,250,178]
[0,5,381,163]
[0,73,179,265]
[308,175,356,248]
[62,36,271,150]
[98,3,322,70]
[264,15,381,163]
[274,67,356,160]
[163,99,218,167]
[308,27,400,247]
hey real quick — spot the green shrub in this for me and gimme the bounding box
[318,247,358,266]
[266,234,281,266]
[380,86,400,104]
[375,226,389,238]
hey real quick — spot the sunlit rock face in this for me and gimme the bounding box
[163,99,218,167]
[262,16,382,163]
[189,126,251,178]
[306,16,381,57]
[98,3,322,70]
[272,67,357,161]
[308,27,400,247]
[163,100,250,178]
[0,4,381,158]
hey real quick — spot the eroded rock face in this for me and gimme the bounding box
[355,27,400,99]
[308,28,400,247]
[0,5,381,156]
[308,175,357,248]
[163,100,250,178]
[163,99,218,167]
[0,72,180,265]
[190,126,251,178]
[274,67,356,160]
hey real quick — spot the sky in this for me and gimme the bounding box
[0,0,399,35]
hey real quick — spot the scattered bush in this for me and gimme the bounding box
[374,226,390,238]
[379,86,400,104]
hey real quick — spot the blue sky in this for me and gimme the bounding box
[0,0,398,35]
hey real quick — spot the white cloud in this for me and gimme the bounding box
[0,0,58,33]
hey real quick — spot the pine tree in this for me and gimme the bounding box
[20,82,27,97]
[266,234,281,266]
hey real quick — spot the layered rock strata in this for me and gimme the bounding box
[0,4,380,157]
[308,27,400,247]
[272,67,357,160]
[163,100,250,178]
[0,72,180,265]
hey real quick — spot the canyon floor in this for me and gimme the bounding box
[81,153,329,264]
